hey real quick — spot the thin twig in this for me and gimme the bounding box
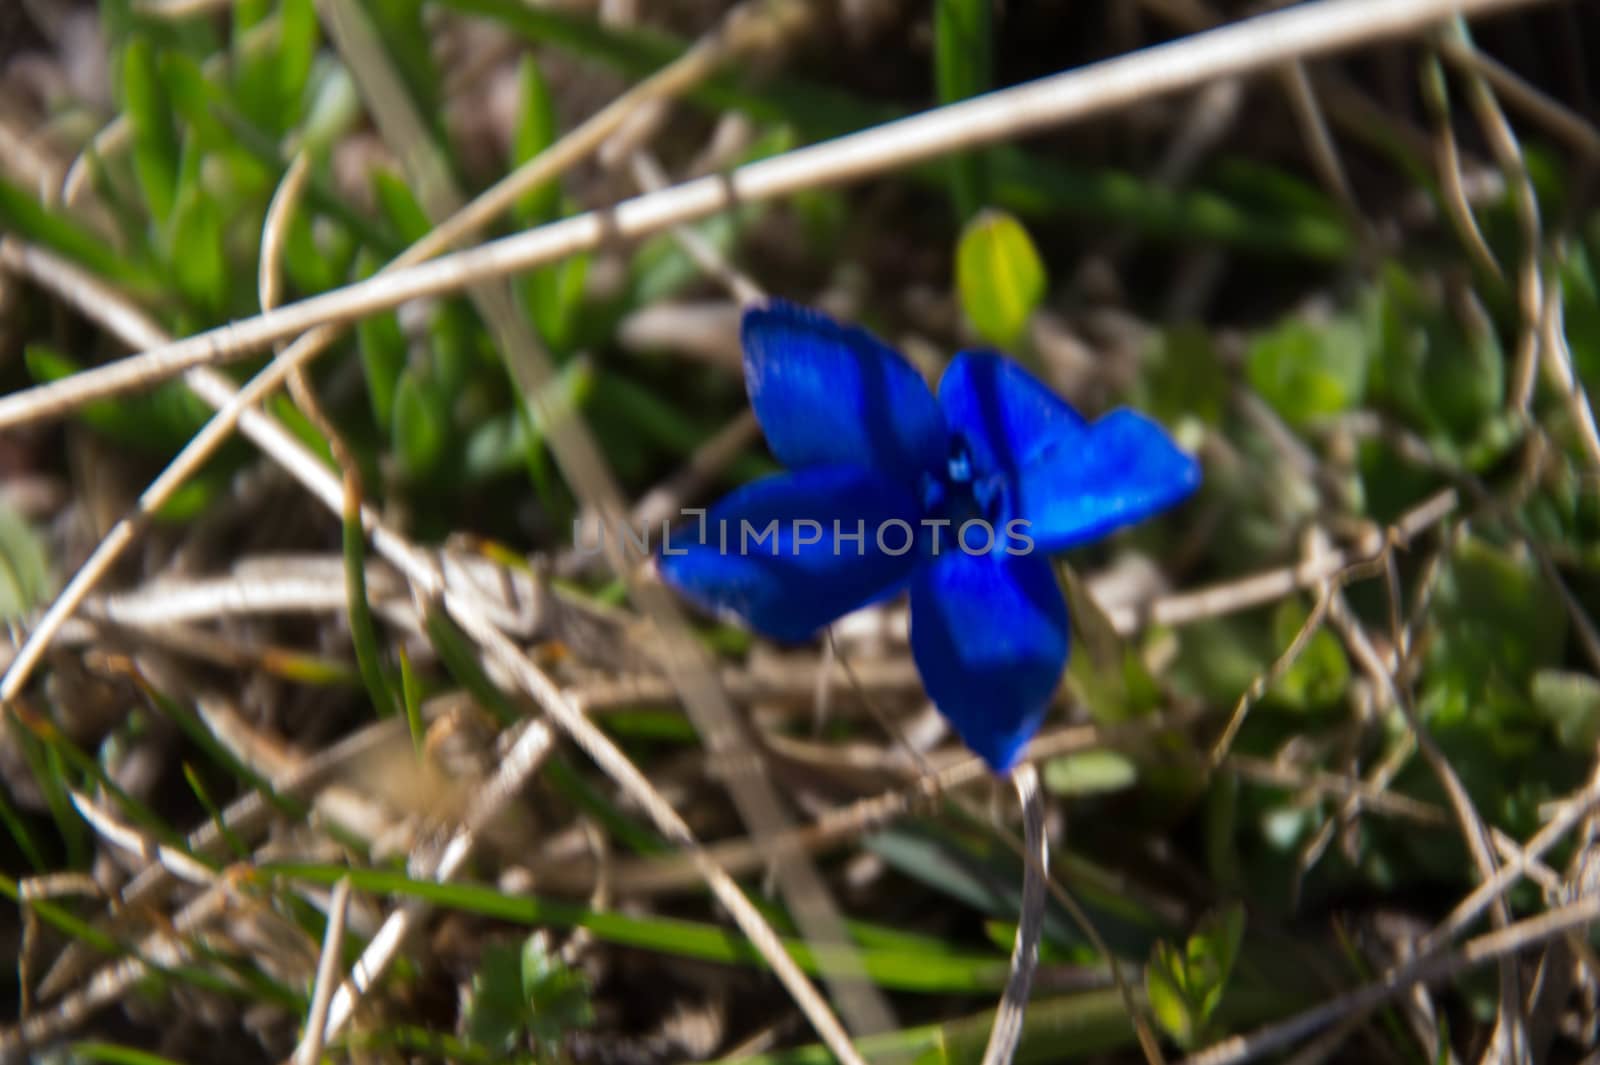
[1538,256,1600,470]
[1209,529,1336,765]
[1279,62,1365,230]
[1103,489,1457,635]
[1421,50,1505,283]
[1328,594,1527,1063]
[1445,20,1545,416]
[1435,33,1600,158]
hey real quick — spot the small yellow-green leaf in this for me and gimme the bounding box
[0,500,53,623]
[1042,750,1137,796]
[956,209,1046,347]
[1145,941,1194,1046]
[1186,904,1245,1023]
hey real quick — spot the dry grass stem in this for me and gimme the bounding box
[292,874,352,1065]
[0,0,1553,432]
[980,764,1048,1065]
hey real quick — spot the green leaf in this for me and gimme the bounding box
[1145,905,1245,1047]
[232,0,314,132]
[1146,940,1195,1046]
[371,168,432,244]
[281,208,347,295]
[1429,536,1565,693]
[234,0,271,32]
[1532,670,1600,753]
[1058,564,1159,724]
[428,300,486,400]
[1245,314,1367,427]
[167,193,228,314]
[521,934,594,1052]
[1140,325,1229,427]
[301,62,362,154]
[122,35,181,224]
[25,344,214,453]
[0,500,53,623]
[526,248,589,352]
[956,209,1047,347]
[934,0,992,219]
[1170,617,1270,707]
[276,0,320,116]
[463,360,592,481]
[1264,598,1348,712]
[355,256,408,428]
[344,488,398,720]
[160,52,232,149]
[1562,242,1600,399]
[511,54,560,227]
[1368,263,1504,447]
[391,368,450,480]
[1186,904,1245,1022]
[464,941,530,1051]
[726,985,1300,1065]
[1042,750,1137,797]
[0,177,153,288]
[152,476,232,524]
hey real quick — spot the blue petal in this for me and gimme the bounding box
[1013,409,1201,554]
[939,352,1199,554]
[910,549,1069,772]
[743,300,947,483]
[659,466,922,642]
[937,351,1084,493]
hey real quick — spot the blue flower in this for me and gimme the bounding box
[659,300,1200,772]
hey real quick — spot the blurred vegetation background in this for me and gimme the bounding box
[2,0,1600,1062]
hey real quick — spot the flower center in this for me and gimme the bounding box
[919,435,1007,552]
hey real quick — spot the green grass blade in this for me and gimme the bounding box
[343,481,398,719]
[399,645,426,754]
[0,776,47,872]
[181,762,248,860]
[71,1043,190,1065]
[0,178,156,289]
[267,862,1012,993]
[935,0,993,219]
[122,35,181,224]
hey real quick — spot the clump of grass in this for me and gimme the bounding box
[0,1,1598,1063]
